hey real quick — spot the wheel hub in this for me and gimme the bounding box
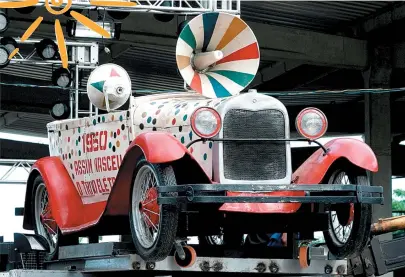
[140,187,160,227]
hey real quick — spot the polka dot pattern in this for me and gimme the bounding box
[129,94,230,177]
[48,111,130,184]
[48,95,230,187]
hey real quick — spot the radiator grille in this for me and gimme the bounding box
[222,109,287,180]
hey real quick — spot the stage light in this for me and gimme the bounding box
[66,20,121,39]
[50,101,70,120]
[0,45,10,69]
[52,67,72,88]
[0,11,10,33]
[0,37,17,54]
[154,1,174,22]
[35,39,58,60]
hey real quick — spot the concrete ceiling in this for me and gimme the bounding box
[0,1,404,141]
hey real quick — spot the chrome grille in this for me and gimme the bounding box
[222,109,287,180]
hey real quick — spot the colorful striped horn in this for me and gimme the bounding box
[176,12,260,99]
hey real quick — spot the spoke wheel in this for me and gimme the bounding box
[32,177,59,260]
[329,171,354,246]
[323,166,371,259]
[129,159,179,261]
[132,165,161,249]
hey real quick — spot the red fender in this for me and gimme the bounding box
[104,132,211,216]
[292,138,378,184]
[23,157,106,234]
[220,138,378,214]
[133,131,188,163]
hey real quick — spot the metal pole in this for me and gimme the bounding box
[0,180,27,185]
[69,90,74,119]
[0,159,35,163]
[75,63,79,119]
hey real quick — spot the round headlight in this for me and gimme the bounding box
[191,107,221,139]
[295,107,328,140]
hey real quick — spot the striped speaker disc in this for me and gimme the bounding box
[176,12,260,99]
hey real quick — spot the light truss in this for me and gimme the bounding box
[8,38,99,66]
[0,37,99,119]
[0,159,35,185]
[2,0,240,14]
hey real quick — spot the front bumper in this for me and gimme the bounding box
[157,184,384,205]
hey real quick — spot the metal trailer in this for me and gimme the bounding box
[0,213,405,277]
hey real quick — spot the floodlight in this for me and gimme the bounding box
[35,39,58,60]
[154,1,174,22]
[0,11,10,33]
[66,20,121,39]
[0,37,17,54]
[0,45,10,68]
[50,101,70,120]
[52,67,72,88]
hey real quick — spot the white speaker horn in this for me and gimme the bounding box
[86,63,132,111]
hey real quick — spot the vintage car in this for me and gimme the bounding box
[21,88,383,261]
[20,12,383,265]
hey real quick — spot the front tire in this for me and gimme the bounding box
[323,167,372,259]
[129,159,179,261]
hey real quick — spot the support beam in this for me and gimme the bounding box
[4,10,369,68]
[246,21,368,68]
[361,3,405,34]
[363,45,393,247]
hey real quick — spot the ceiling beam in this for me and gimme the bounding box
[247,21,368,69]
[360,3,405,34]
[4,10,369,69]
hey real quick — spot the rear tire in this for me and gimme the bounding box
[129,159,179,261]
[31,175,79,261]
[323,167,371,259]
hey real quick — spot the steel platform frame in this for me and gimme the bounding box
[0,234,347,276]
[0,159,35,185]
[2,0,241,15]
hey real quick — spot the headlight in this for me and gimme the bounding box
[295,107,328,140]
[190,107,221,139]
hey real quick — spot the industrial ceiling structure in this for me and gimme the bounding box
[0,1,404,151]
